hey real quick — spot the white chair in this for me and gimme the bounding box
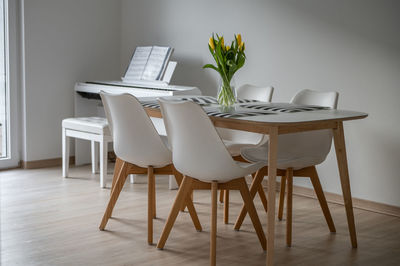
[217,84,273,223]
[62,117,112,188]
[98,92,201,245]
[218,84,274,156]
[157,98,267,266]
[235,89,339,247]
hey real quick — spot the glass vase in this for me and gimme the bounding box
[217,78,236,107]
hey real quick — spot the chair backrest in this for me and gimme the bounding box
[290,89,338,109]
[158,99,246,181]
[237,84,274,102]
[218,84,274,144]
[277,89,339,167]
[100,92,172,168]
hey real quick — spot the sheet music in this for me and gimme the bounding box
[123,46,173,82]
[124,46,152,80]
[142,46,173,80]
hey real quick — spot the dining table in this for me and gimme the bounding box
[139,95,368,266]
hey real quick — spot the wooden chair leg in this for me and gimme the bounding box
[172,168,202,231]
[234,168,267,230]
[278,174,287,220]
[185,190,202,232]
[110,158,124,195]
[219,189,225,203]
[180,202,186,212]
[257,181,268,213]
[99,161,129,230]
[238,177,266,250]
[210,182,218,266]
[180,190,194,212]
[224,189,229,224]
[157,176,193,249]
[309,166,336,233]
[286,168,293,247]
[153,171,157,219]
[148,166,155,245]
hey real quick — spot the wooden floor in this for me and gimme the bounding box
[1,164,400,266]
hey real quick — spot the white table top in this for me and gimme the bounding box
[139,95,368,125]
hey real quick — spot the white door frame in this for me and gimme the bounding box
[0,0,20,169]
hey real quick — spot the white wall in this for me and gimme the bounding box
[18,0,400,207]
[22,0,121,161]
[120,0,400,207]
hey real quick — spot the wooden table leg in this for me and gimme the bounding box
[286,168,293,247]
[333,122,357,248]
[267,127,278,266]
[148,166,154,245]
[210,181,218,266]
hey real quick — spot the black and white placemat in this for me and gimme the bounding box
[140,97,330,118]
[178,96,258,105]
[139,98,274,118]
[140,96,258,109]
[239,103,330,113]
[203,108,274,118]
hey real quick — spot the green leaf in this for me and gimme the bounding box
[203,63,218,70]
[203,63,222,76]
[237,53,245,68]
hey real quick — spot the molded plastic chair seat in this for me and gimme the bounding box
[234,89,339,247]
[218,85,273,222]
[241,140,327,170]
[98,92,201,245]
[182,155,266,182]
[62,117,110,135]
[157,98,267,265]
[223,139,261,157]
[217,84,274,156]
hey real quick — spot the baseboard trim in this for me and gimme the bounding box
[261,180,400,218]
[21,156,75,169]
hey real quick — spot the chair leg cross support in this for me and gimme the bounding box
[99,160,202,245]
[233,165,336,248]
[234,168,268,230]
[157,176,266,265]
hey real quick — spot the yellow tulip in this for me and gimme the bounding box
[225,45,230,51]
[236,34,242,46]
[239,42,245,51]
[219,36,224,47]
[209,37,215,50]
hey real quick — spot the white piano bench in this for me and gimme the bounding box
[62,117,112,188]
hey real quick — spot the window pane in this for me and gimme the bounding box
[0,0,6,158]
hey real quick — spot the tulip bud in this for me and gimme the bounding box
[209,37,215,50]
[225,45,230,51]
[219,36,224,47]
[236,34,242,46]
[239,42,245,51]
